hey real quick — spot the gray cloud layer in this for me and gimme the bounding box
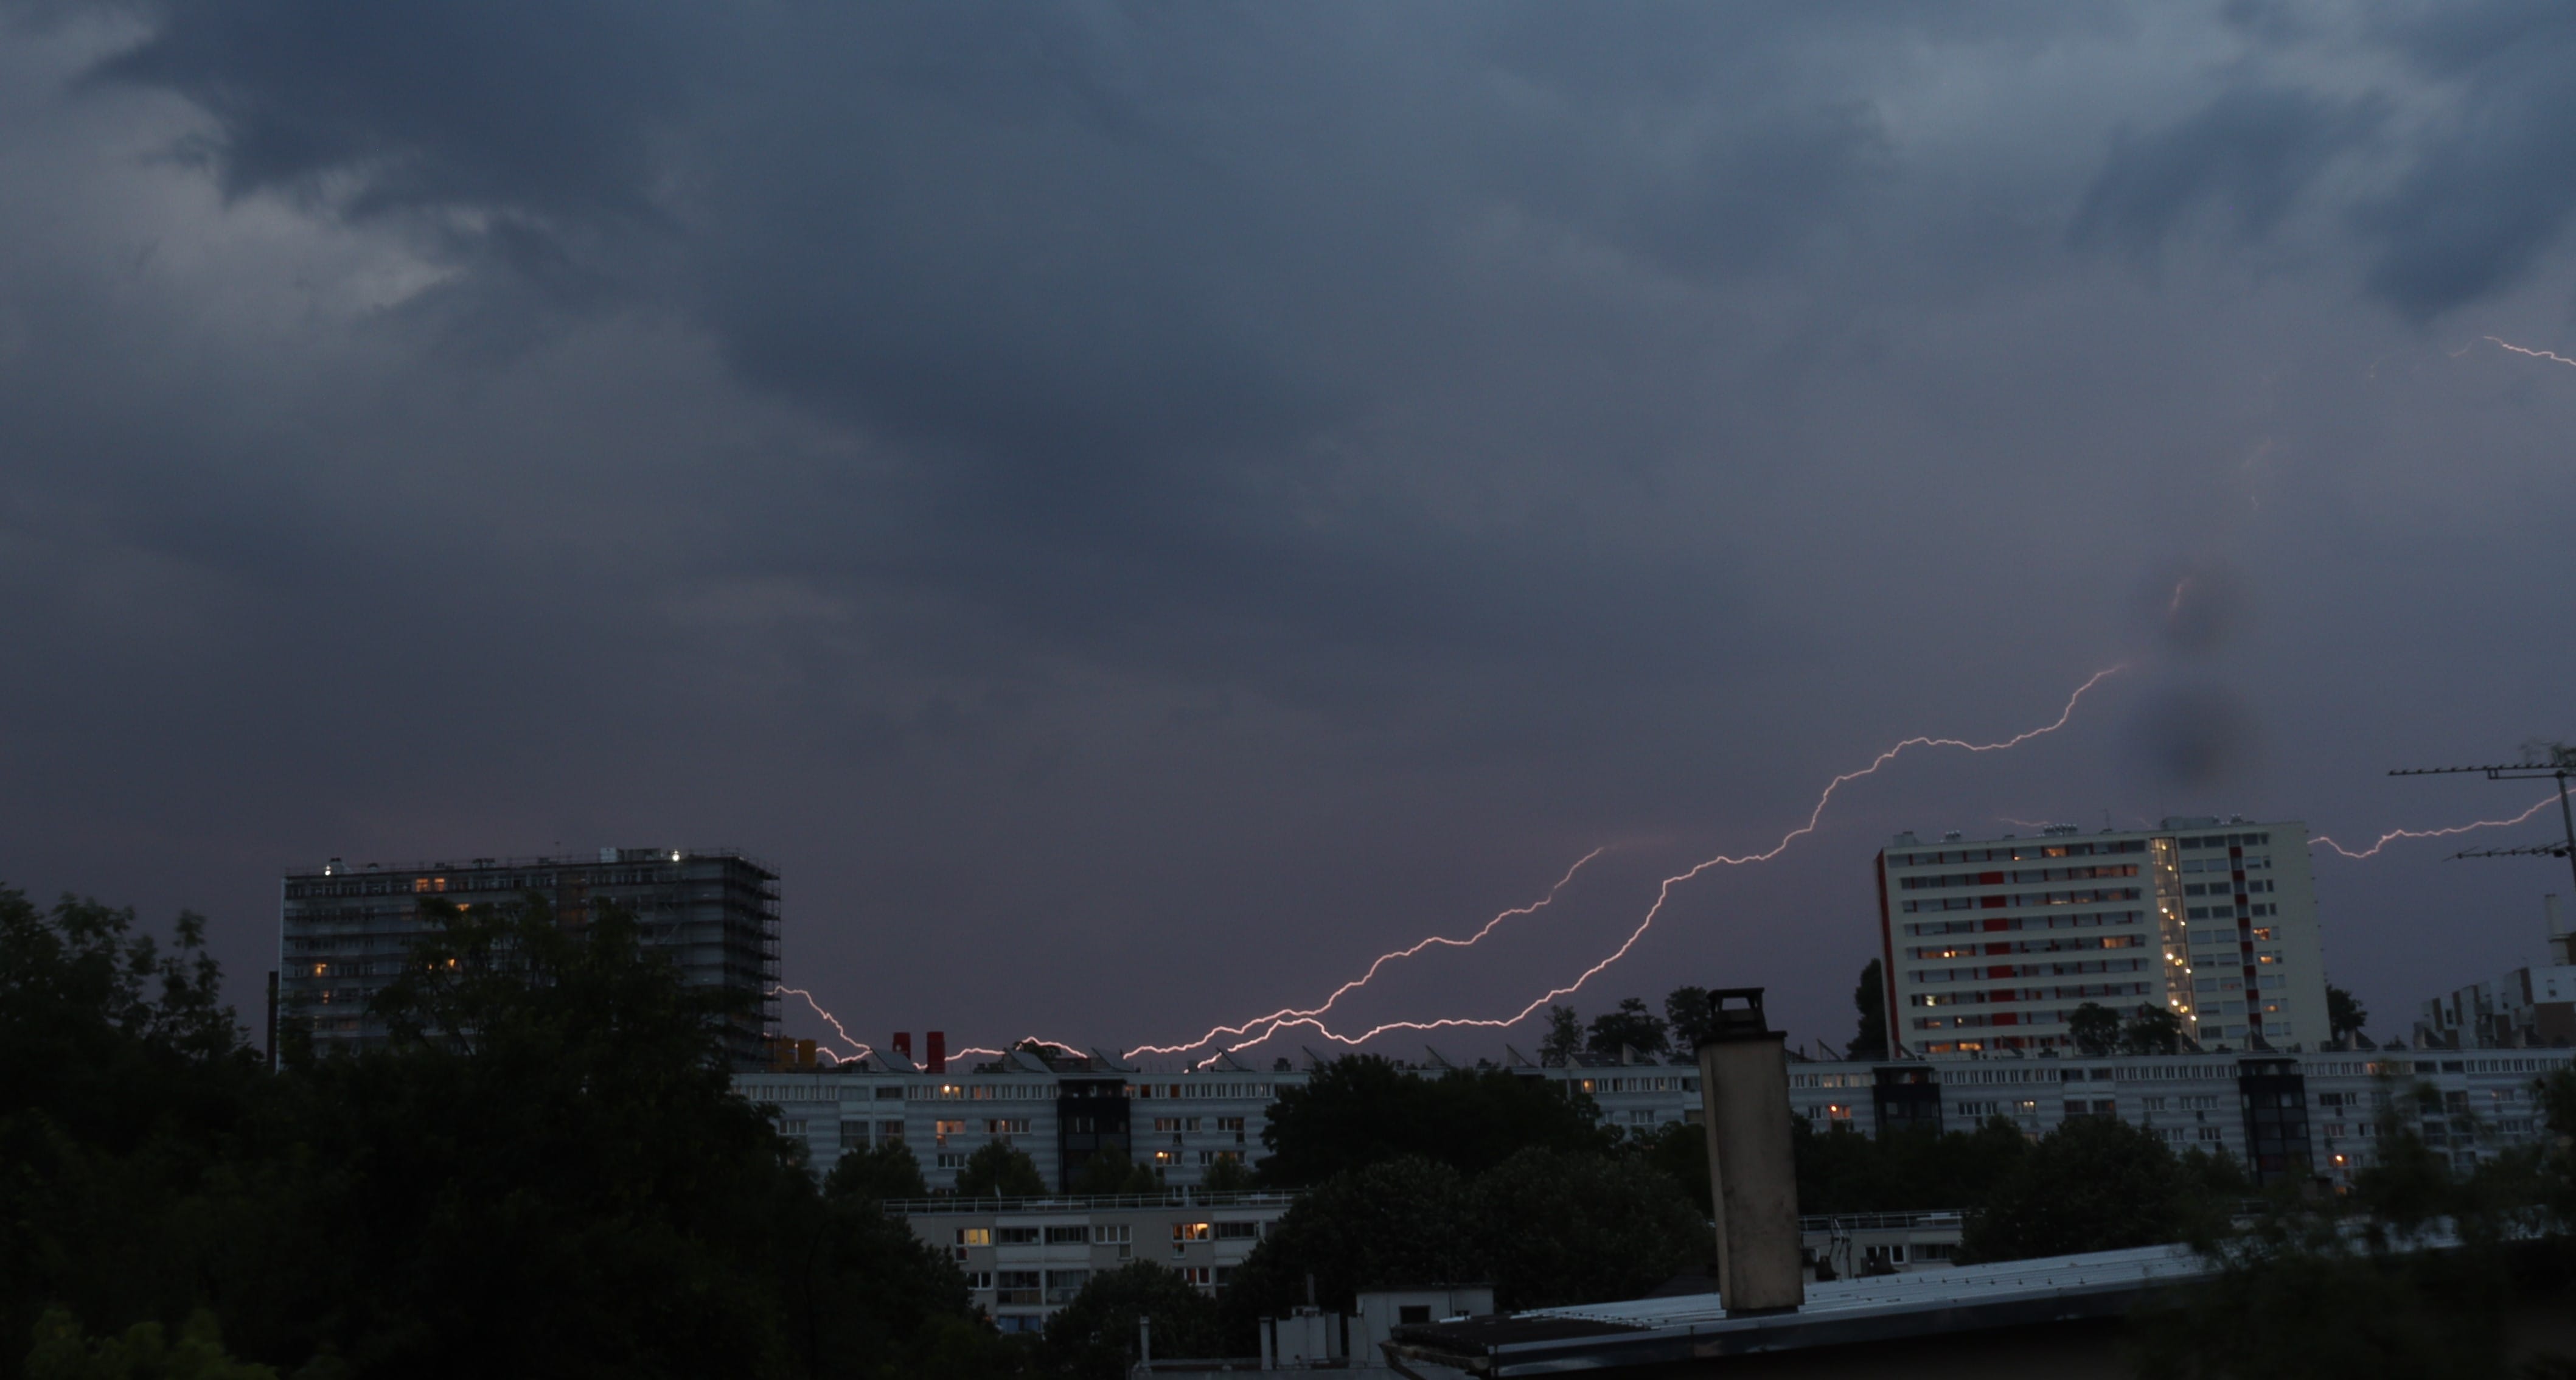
[6,0,2576,1054]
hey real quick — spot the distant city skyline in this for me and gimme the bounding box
[7,3,2576,1064]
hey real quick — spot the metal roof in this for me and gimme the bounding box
[1387,1244,2218,1376]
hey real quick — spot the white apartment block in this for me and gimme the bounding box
[739,1044,2572,1326]
[2417,901,2576,1050]
[735,1045,1704,1194]
[1878,818,2327,1056]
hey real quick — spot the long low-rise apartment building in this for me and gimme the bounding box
[734,1045,1704,1192]
[739,1045,2574,1198]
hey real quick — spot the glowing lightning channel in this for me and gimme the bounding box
[1124,846,1610,1060]
[2310,794,2560,859]
[1186,664,2128,1055]
[2484,335,2576,370]
[774,986,1087,1068]
[776,986,872,1061]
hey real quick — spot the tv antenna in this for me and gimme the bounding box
[2390,741,2576,894]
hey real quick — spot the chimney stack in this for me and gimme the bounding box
[1694,988,1802,1316]
[927,1030,947,1074]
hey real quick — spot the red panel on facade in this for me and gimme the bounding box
[1993,1012,2019,1026]
[1984,941,2008,955]
[1989,965,2013,979]
[1981,895,2006,909]
[1983,916,2008,930]
[1978,871,2003,885]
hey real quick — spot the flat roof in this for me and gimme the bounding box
[1387,1244,2215,1376]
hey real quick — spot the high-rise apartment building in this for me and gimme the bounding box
[1879,818,2327,1056]
[279,847,781,1065]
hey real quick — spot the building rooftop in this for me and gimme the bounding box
[1388,1244,2216,1375]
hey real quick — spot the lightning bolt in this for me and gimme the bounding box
[2480,336,2576,369]
[1123,846,1610,1059]
[1996,815,2056,829]
[776,986,872,1060]
[2310,794,2560,859]
[1168,664,2128,1056]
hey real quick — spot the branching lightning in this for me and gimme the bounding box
[1123,846,1610,1059]
[1145,664,2128,1057]
[2311,794,2560,859]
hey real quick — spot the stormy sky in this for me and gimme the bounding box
[7,0,2576,1061]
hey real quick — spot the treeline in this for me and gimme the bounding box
[0,888,1022,1380]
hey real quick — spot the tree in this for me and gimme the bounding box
[1848,960,1889,1060]
[824,1140,928,1204]
[1961,1115,2199,1263]
[1583,998,1669,1059]
[25,1308,277,1380]
[2121,1005,2185,1056]
[2328,985,2369,1044]
[1634,1119,1711,1214]
[2068,1001,2121,1057]
[1539,1005,1583,1065]
[1200,1154,1254,1193]
[1070,1149,1160,1196]
[1,883,1015,1380]
[1792,1115,2030,1216]
[1255,1057,1607,1187]
[1040,1262,1221,1380]
[1472,1148,1708,1311]
[1662,987,1718,1051]
[955,1141,1046,1197]
[1219,1158,1485,1347]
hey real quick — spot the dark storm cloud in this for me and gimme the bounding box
[2071,87,2379,253]
[2070,0,2576,319]
[2357,2,2576,319]
[9,0,2576,1057]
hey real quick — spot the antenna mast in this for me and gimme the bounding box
[2389,742,2576,895]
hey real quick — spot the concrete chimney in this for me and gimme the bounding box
[1694,987,1802,1316]
[927,1030,947,1074]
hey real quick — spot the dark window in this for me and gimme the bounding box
[1399,1305,1432,1325]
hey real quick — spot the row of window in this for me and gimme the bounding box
[1902,907,2145,933]
[2181,879,2275,896]
[2185,902,2279,919]
[2178,855,2269,873]
[1887,840,2148,867]
[1910,981,2153,1008]
[1906,933,2143,960]
[1907,958,2149,984]
[1898,863,2140,891]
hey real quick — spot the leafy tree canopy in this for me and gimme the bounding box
[1472,1148,1706,1311]
[2327,985,2369,1042]
[2121,1005,2185,1056]
[1583,998,1668,1059]
[2068,1002,2122,1058]
[1662,988,1718,1051]
[1539,1006,1582,1065]
[1039,1262,1220,1380]
[824,1140,928,1204]
[1255,1057,1606,1187]
[954,1141,1046,1198]
[1068,1149,1160,1196]
[1,885,1018,1380]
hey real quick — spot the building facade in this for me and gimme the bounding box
[737,1046,1703,1193]
[279,847,782,1064]
[740,1044,2572,1207]
[2417,900,2576,1049]
[883,1191,1297,1333]
[1879,818,2328,1056]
